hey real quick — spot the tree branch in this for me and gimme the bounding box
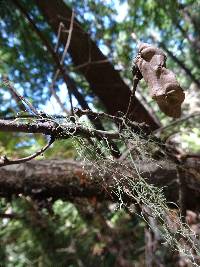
[2,76,39,115]
[11,0,104,130]
[12,0,122,158]
[0,118,120,140]
[0,136,54,167]
[34,0,160,129]
[0,159,199,210]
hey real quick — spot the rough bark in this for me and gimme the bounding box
[0,159,200,210]
[34,0,159,130]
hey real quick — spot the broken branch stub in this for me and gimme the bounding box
[135,43,185,118]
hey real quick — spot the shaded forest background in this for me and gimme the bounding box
[0,0,200,266]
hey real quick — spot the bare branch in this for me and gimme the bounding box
[125,65,142,121]
[74,108,151,134]
[60,10,74,65]
[153,112,200,135]
[2,75,27,112]
[12,0,107,130]
[0,118,120,140]
[50,10,75,115]
[2,76,39,115]
[54,22,64,53]
[0,136,54,167]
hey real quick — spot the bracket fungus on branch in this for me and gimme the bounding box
[134,43,185,118]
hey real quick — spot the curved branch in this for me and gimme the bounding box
[153,112,200,134]
[0,136,54,167]
[2,76,39,116]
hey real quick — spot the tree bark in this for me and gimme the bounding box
[0,159,200,210]
[34,0,159,130]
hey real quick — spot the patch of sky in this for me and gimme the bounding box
[98,40,110,56]
[40,83,78,115]
[0,20,6,27]
[83,12,95,22]
[2,91,10,101]
[149,26,182,56]
[114,0,128,22]
[1,28,7,39]
[14,83,25,97]
[14,70,20,77]
[19,54,25,61]
[15,138,35,148]
[30,68,39,75]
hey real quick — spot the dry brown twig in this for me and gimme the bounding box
[54,22,64,54]
[50,9,75,115]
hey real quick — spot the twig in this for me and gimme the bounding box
[74,108,151,134]
[54,22,64,53]
[125,65,142,121]
[60,10,74,66]
[0,136,54,167]
[0,118,120,140]
[2,75,27,112]
[177,166,187,220]
[51,10,75,114]
[72,59,109,70]
[49,21,70,116]
[74,108,120,121]
[1,114,68,120]
[153,112,200,134]
[2,76,39,116]
[12,0,104,130]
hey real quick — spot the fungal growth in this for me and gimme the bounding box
[134,43,185,118]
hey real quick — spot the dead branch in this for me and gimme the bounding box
[125,65,142,120]
[50,10,75,115]
[0,136,54,167]
[2,76,39,115]
[135,43,185,118]
[153,112,200,135]
[35,0,159,129]
[11,0,104,130]
[0,118,120,140]
[2,75,27,112]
